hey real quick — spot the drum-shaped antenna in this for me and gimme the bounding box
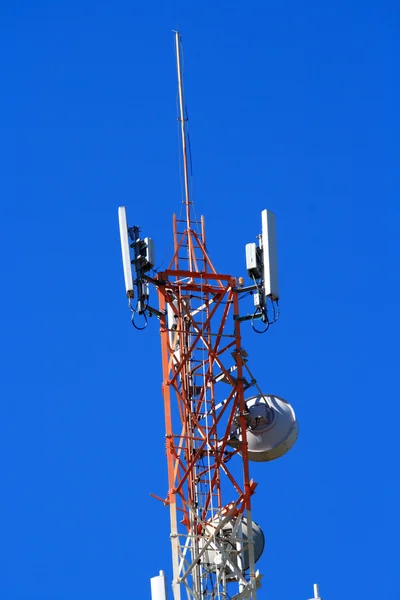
[200,517,265,577]
[228,394,298,462]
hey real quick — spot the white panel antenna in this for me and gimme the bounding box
[118,206,134,298]
[261,209,279,301]
[150,570,168,600]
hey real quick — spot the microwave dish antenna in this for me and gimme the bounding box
[227,394,298,462]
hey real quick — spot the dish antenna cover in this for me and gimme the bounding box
[201,517,265,575]
[229,394,298,462]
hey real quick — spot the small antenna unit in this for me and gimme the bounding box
[151,570,168,600]
[118,206,161,326]
[243,208,280,332]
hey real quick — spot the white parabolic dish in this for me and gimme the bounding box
[229,394,298,462]
[200,517,265,575]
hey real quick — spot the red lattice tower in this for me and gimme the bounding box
[151,33,261,600]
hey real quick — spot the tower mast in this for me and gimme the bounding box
[154,33,259,600]
[118,31,299,600]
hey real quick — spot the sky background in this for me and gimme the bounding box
[0,1,399,599]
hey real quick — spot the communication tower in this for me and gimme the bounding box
[118,33,305,600]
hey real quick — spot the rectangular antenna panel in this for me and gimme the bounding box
[261,209,279,300]
[150,571,168,600]
[118,206,134,298]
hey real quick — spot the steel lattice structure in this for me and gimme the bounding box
[149,33,262,600]
[156,219,261,600]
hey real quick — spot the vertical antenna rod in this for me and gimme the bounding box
[174,31,192,233]
[310,583,322,599]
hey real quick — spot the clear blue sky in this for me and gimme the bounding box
[0,1,398,599]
